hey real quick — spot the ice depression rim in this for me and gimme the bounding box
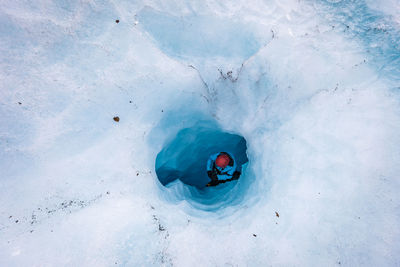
[152,120,252,212]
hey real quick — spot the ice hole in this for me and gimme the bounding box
[155,123,249,192]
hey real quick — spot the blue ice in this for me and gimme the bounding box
[155,121,248,188]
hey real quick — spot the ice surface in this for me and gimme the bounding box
[1,0,400,266]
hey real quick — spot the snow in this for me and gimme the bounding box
[1,0,400,266]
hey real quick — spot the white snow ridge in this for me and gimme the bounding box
[1,0,400,266]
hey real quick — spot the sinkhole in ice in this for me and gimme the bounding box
[155,121,249,208]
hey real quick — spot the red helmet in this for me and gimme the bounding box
[216,154,230,168]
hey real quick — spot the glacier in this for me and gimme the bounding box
[1,0,400,266]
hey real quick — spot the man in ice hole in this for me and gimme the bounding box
[206,152,241,186]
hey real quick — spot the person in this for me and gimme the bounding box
[206,152,241,186]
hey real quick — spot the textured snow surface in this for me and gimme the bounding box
[1,0,400,266]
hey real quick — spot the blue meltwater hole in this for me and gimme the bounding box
[155,123,249,189]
